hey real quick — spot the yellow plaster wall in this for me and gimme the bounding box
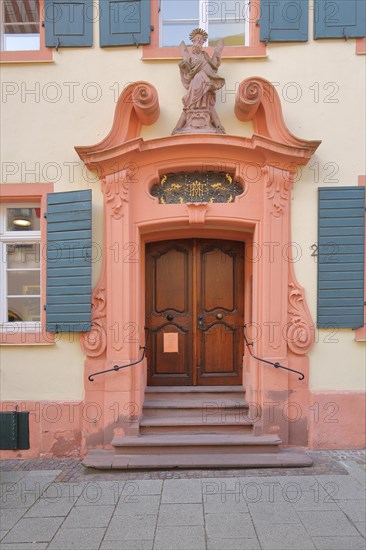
[1,16,365,399]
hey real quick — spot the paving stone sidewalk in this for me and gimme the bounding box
[0,450,365,550]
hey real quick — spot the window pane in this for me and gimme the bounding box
[7,270,40,296]
[162,0,199,21]
[8,297,40,322]
[2,0,40,52]
[162,22,200,47]
[7,243,40,269]
[208,22,245,46]
[4,34,40,51]
[207,0,247,23]
[6,207,41,231]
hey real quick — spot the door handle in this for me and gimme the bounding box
[197,315,204,330]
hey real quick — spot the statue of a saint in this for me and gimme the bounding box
[172,28,225,135]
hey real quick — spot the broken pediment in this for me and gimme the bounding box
[75,79,321,176]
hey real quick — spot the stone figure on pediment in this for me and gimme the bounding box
[172,28,226,135]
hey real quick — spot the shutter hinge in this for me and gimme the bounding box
[132,34,139,48]
[151,25,154,31]
[342,28,348,41]
[43,305,47,311]
[256,19,260,26]
[41,21,45,28]
[44,212,47,218]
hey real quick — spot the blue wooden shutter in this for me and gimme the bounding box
[46,190,92,333]
[314,0,366,39]
[260,0,309,42]
[44,0,93,47]
[318,187,365,329]
[99,0,151,46]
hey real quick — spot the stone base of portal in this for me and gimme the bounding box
[82,386,312,470]
[82,446,312,469]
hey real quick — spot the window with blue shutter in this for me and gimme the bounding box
[260,0,309,42]
[314,0,366,39]
[318,187,365,329]
[46,190,92,333]
[44,0,93,47]
[100,0,151,47]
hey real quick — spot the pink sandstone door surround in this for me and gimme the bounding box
[75,79,321,451]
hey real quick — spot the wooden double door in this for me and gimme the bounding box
[145,239,244,386]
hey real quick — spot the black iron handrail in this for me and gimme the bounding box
[243,325,305,381]
[88,330,149,382]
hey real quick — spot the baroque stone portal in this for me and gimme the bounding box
[172,28,225,135]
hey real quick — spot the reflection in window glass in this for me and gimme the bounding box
[163,0,199,20]
[209,22,246,46]
[162,22,200,47]
[5,243,40,322]
[160,0,247,47]
[8,297,41,322]
[1,0,40,52]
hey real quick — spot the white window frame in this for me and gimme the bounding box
[159,0,250,48]
[0,203,41,331]
[0,0,41,52]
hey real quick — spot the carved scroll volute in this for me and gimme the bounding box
[101,169,131,219]
[263,164,291,217]
[235,79,263,121]
[132,83,160,126]
[81,287,107,358]
[287,273,315,355]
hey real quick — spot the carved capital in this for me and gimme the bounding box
[185,202,209,224]
[287,280,315,355]
[81,287,107,358]
[102,170,130,218]
[264,165,291,217]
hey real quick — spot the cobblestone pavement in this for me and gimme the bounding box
[0,450,365,549]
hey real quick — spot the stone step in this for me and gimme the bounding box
[142,399,249,420]
[144,386,245,402]
[145,385,244,395]
[139,416,254,435]
[111,433,281,455]
[83,448,313,469]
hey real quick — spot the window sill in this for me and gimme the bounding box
[0,326,56,345]
[0,49,53,64]
[0,330,56,345]
[142,44,266,60]
[355,325,366,342]
[356,37,366,54]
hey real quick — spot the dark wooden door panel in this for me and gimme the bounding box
[197,240,244,386]
[146,241,193,385]
[145,239,244,386]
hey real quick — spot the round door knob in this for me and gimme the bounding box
[167,314,174,321]
[216,313,223,320]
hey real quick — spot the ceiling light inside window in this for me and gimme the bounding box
[13,217,32,227]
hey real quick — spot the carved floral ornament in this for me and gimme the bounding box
[81,287,107,358]
[101,169,130,219]
[263,165,291,217]
[287,281,315,355]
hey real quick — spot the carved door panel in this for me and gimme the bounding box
[196,240,244,386]
[145,240,193,385]
[145,239,244,386]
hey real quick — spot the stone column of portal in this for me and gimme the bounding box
[101,168,140,439]
[257,164,292,443]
